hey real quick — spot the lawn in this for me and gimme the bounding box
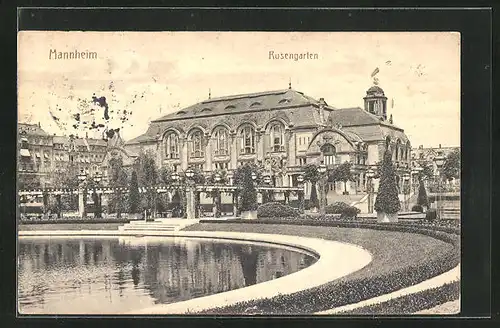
[182,222,459,314]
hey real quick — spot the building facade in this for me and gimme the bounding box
[18,123,108,188]
[123,85,412,195]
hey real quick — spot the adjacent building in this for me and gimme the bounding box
[17,123,108,188]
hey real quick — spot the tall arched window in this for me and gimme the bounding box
[321,143,336,165]
[189,130,204,158]
[269,122,285,152]
[240,125,255,154]
[213,127,229,156]
[164,132,179,159]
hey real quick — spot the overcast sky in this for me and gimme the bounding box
[18,31,460,147]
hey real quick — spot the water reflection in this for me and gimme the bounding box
[18,237,316,314]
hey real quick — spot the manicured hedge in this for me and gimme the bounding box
[19,217,135,225]
[193,221,459,315]
[198,218,460,236]
[257,202,299,218]
[340,281,460,315]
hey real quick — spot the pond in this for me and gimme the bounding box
[18,236,317,314]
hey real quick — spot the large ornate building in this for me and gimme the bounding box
[122,84,412,195]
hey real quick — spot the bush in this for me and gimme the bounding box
[426,208,438,221]
[325,202,351,214]
[412,204,424,213]
[324,202,360,220]
[340,206,361,220]
[257,202,299,218]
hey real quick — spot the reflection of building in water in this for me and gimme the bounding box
[19,239,315,309]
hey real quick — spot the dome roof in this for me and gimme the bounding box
[366,85,385,95]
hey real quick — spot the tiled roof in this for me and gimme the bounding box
[51,135,107,147]
[328,107,382,126]
[152,89,320,122]
[18,123,49,136]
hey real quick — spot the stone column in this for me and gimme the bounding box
[230,132,238,170]
[204,135,212,171]
[181,136,188,171]
[78,185,86,218]
[186,183,195,220]
[288,130,296,167]
[257,130,265,161]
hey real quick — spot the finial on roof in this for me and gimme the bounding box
[389,114,393,124]
[288,78,292,89]
[208,88,211,99]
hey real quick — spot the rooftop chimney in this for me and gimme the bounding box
[439,144,441,148]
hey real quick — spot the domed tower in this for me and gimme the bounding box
[363,85,388,121]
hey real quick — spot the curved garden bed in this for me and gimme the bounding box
[182,221,460,314]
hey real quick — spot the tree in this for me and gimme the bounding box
[417,176,429,208]
[136,151,158,213]
[234,163,258,212]
[442,149,460,181]
[303,163,320,209]
[331,161,355,194]
[128,171,140,214]
[374,149,401,214]
[419,161,435,181]
[18,174,41,190]
[108,156,129,218]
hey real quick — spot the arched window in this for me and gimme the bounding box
[213,128,229,156]
[321,143,336,165]
[269,122,285,152]
[240,125,255,154]
[164,132,180,159]
[395,140,402,161]
[189,130,204,158]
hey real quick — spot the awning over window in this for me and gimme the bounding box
[20,149,30,157]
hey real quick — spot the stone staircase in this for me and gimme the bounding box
[118,218,200,233]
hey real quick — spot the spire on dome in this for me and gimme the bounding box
[208,88,211,99]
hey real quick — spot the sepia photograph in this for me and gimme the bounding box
[17,31,461,316]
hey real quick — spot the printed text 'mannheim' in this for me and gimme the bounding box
[49,49,98,60]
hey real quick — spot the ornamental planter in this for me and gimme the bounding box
[376,211,398,223]
[241,210,258,220]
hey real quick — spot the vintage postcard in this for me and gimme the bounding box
[17,31,461,316]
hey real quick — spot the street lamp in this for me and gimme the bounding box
[297,174,305,213]
[214,172,221,218]
[262,175,272,204]
[185,168,196,220]
[318,162,327,215]
[77,170,87,218]
[402,172,410,211]
[433,155,446,219]
[93,172,102,218]
[366,168,375,213]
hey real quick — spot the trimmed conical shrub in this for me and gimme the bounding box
[374,149,401,214]
[128,171,140,214]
